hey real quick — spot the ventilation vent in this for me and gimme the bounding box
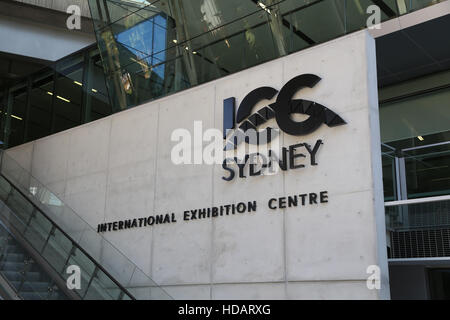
[390,228,450,258]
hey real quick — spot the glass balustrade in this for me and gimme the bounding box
[0,150,171,299]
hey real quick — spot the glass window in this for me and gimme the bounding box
[53,54,84,133]
[8,86,27,147]
[381,144,397,201]
[403,131,450,199]
[380,86,450,200]
[86,51,113,122]
[28,72,54,142]
[380,88,450,144]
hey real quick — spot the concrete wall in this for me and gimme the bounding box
[5,30,389,299]
[13,0,91,17]
[0,14,94,61]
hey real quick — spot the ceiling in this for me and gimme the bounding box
[376,13,450,87]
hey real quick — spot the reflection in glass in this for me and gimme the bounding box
[28,73,54,141]
[8,87,27,147]
[53,56,84,133]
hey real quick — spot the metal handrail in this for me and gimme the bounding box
[0,149,172,300]
[0,173,136,300]
[385,195,450,207]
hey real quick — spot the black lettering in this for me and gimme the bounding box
[289,143,306,169]
[268,199,277,209]
[198,209,207,219]
[249,153,262,176]
[248,201,257,212]
[320,191,329,203]
[279,197,287,209]
[237,202,246,213]
[234,155,250,178]
[222,159,235,181]
[304,140,323,165]
[269,148,288,171]
[288,196,298,207]
[156,215,164,224]
[299,194,307,206]
[309,193,318,204]
[97,223,107,233]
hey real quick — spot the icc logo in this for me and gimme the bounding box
[223,74,347,150]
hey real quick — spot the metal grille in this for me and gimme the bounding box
[386,200,450,229]
[390,228,450,258]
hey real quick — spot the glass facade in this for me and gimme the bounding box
[1,1,448,202]
[379,70,450,201]
[0,0,444,150]
[0,46,113,149]
[88,0,444,111]
[0,0,448,300]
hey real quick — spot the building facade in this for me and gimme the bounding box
[0,0,449,300]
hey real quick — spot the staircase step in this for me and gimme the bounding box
[1,270,41,282]
[1,271,23,282]
[19,292,46,300]
[4,244,22,254]
[4,252,25,262]
[0,261,25,272]
[19,281,53,293]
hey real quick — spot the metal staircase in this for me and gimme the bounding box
[0,227,68,300]
[0,150,170,300]
[0,174,134,300]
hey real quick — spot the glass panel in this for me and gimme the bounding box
[23,213,52,253]
[86,51,113,122]
[27,72,54,142]
[380,88,450,144]
[346,0,394,33]
[382,146,397,201]
[0,151,169,300]
[66,247,97,297]
[0,175,12,199]
[53,54,84,133]
[0,194,28,234]
[6,188,34,225]
[41,228,73,273]
[286,0,345,44]
[8,86,27,147]
[403,133,450,199]
[84,269,121,300]
[0,222,67,300]
[409,0,446,11]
